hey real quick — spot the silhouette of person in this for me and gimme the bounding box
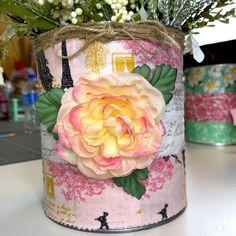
[95,212,109,229]
[158,204,168,220]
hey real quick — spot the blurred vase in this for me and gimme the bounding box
[185,64,236,145]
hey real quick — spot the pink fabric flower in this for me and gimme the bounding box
[54,73,165,179]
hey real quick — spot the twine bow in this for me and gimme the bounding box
[33,21,184,59]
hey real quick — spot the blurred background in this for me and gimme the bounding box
[0,16,40,165]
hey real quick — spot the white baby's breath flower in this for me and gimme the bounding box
[105,0,136,22]
[130,4,136,9]
[129,11,134,16]
[96,3,102,9]
[122,14,127,21]
[126,14,131,21]
[111,16,116,22]
[71,17,78,24]
[122,9,128,15]
[62,1,67,7]
[38,0,45,5]
[118,3,124,9]
[62,15,69,21]
[76,8,83,16]
[111,4,116,9]
[67,0,74,7]
[71,11,77,18]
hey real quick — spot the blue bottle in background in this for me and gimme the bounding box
[22,73,40,133]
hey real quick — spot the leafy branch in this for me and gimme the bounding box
[0,0,59,32]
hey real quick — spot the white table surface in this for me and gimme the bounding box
[0,143,236,236]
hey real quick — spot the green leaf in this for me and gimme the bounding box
[197,21,208,28]
[132,64,177,104]
[219,18,229,24]
[35,88,64,138]
[47,123,59,140]
[132,13,141,21]
[152,65,177,104]
[116,13,123,22]
[113,168,149,199]
[132,64,152,81]
[0,0,57,31]
[139,6,148,21]
[52,132,59,140]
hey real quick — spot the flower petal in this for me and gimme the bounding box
[95,156,121,168]
[69,104,89,131]
[110,158,136,177]
[77,158,112,179]
[57,126,72,149]
[135,154,155,169]
[101,134,119,158]
[56,142,77,165]
[55,72,166,179]
[70,135,98,158]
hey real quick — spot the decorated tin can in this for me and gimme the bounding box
[34,23,187,232]
[185,64,236,145]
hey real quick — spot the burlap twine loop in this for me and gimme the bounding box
[33,21,184,59]
[106,24,115,38]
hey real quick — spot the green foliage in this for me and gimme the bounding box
[0,0,235,64]
[35,88,64,139]
[133,64,177,104]
[132,64,152,79]
[142,0,236,33]
[0,0,58,31]
[0,44,9,67]
[0,0,235,35]
[179,0,236,33]
[113,168,149,199]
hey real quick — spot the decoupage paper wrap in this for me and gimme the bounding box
[39,39,186,231]
[185,64,236,145]
[43,151,186,230]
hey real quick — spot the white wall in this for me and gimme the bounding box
[195,17,236,46]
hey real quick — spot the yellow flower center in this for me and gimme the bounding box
[194,68,202,76]
[207,81,216,89]
[231,68,236,75]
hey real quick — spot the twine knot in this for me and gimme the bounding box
[33,21,184,59]
[105,24,115,38]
